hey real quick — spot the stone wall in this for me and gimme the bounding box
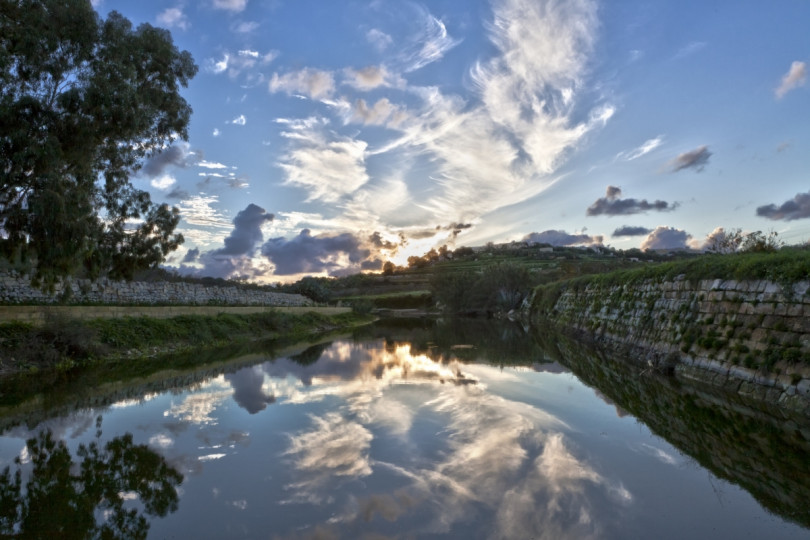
[531,276,810,415]
[0,272,313,307]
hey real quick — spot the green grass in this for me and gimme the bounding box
[0,311,373,373]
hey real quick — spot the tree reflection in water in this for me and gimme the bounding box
[0,417,182,539]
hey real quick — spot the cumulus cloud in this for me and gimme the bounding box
[231,114,246,125]
[225,367,275,414]
[269,68,335,100]
[156,7,189,31]
[612,225,653,237]
[206,53,229,74]
[233,21,259,33]
[587,186,676,216]
[349,98,407,126]
[211,205,273,257]
[343,65,402,90]
[668,145,711,172]
[756,190,810,221]
[277,120,369,202]
[775,61,807,99]
[182,248,200,263]
[140,141,199,178]
[261,229,374,276]
[212,0,247,12]
[522,230,603,247]
[640,226,693,250]
[150,174,176,190]
[187,204,274,279]
[616,136,663,161]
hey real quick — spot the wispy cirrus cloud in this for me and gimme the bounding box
[775,61,807,99]
[277,118,369,202]
[616,136,663,161]
[400,6,461,72]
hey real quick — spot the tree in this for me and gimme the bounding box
[0,0,198,288]
[0,419,182,539]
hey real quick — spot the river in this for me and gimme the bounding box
[0,318,807,539]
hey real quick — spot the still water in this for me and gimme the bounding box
[0,319,808,539]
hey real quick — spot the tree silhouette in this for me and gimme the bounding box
[0,417,182,539]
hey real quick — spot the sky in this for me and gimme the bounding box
[90,0,810,283]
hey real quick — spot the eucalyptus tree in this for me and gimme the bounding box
[0,0,197,287]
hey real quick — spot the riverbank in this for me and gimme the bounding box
[530,251,810,416]
[0,309,372,376]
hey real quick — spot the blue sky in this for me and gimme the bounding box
[91,0,810,282]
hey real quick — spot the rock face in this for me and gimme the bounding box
[531,276,810,416]
[0,272,313,307]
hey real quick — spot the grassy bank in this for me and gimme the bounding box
[533,248,810,313]
[0,310,374,375]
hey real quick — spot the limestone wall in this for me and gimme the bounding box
[0,272,313,307]
[532,276,810,415]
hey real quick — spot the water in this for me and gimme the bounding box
[0,319,808,539]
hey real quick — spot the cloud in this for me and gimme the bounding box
[756,190,810,221]
[140,141,199,177]
[349,98,407,126]
[401,6,462,72]
[150,174,176,190]
[775,61,807,99]
[640,226,693,250]
[612,225,653,237]
[668,145,711,172]
[198,160,228,170]
[212,0,247,12]
[269,68,335,100]
[367,28,393,52]
[185,204,274,279]
[343,65,402,90]
[225,367,275,414]
[522,230,603,247]
[673,41,706,60]
[616,136,663,161]
[206,53,229,74]
[166,187,190,200]
[238,49,259,59]
[261,229,374,276]
[277,120,369,202]
[213,204,274,256]
[212,128,221,137]
[182,248,200,263]
[587,186,677,216]
[156,7,189,31]
[233,21,259,33]
[231,114,246,125]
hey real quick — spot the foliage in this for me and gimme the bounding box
[431,262,535,315]
[706,228,784,254]
[0,418,182,539]
[279,276,334,303]
[0,0,198,288]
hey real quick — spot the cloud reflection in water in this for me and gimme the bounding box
[267,340,631,538]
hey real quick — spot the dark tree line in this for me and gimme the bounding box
[1,0,197,288]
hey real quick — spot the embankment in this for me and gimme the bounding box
[531,273,810,416]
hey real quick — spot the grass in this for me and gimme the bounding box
[0,311,374,374]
